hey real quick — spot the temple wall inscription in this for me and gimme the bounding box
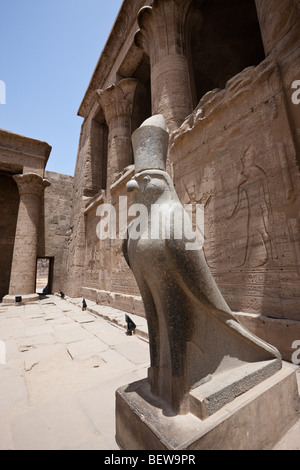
[171,58,300,320]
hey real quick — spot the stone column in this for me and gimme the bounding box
[96,78,139,188]
[135,0,194,131]
[4,173,50,302]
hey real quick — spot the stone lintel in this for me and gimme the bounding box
[0,129,52,166]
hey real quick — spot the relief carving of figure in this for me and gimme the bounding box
[228,145,278,267]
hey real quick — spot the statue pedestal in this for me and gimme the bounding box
[2,293,39,304]
[116,362,299,450]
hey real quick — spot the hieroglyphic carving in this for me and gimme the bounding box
[172,58,300,319]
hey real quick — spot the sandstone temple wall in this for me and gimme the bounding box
[0,127,73,301]
[0,174,19,299]
[60,0,300,358]
[37,171,74,294]
[170,56,300,320]
[0,129,51,302]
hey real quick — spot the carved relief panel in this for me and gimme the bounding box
[171,58,300,320]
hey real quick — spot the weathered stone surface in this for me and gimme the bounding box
[116,363,300,450]
[11,395,99,451]
[96,78,139,187]
[0,128,73,302]
[1,2,298,452]
[67,338,108,361]
[0,132,51,301]
[135,0,194,130]
[0,295,153,450]
[0,175,19,300]
[39,171,74,294]
[0,373,29,416]
[234,311,300,363]
[58,0,300,372]
[122,114,282,416]
[170,56,300,321]
[54,323,94,344]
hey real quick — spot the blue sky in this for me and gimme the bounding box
[0,0,123,176]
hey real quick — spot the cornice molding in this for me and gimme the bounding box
[0,129,52,164]
[78,0,148,119]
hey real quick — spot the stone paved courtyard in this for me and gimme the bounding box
[0,295,149,450]
[0,295,299,450]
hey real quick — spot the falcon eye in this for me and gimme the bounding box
[143,176,151,184]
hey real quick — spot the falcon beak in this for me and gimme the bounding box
[126,179,139,192]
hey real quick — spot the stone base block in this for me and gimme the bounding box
[2,293,40,305]
[116,362,300,450]
[81,286,146,317]
[190,358,281,419]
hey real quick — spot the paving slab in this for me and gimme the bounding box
[0,294,299,450]
[114,339,151,365]
[67,338,108,361]
[273,420,300,450]
[12,394,99,450]
[99,348,142,374]
[54,322,95,343]
[0,372,28,416]
[0,416,14,450]
[24,323,54,337]
[18,333,56,348]
[77,369,149,450]
[83,320,133,347]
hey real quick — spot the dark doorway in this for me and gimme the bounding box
[0,174,19,301]
[132,53,152,133]
[35,257,54,295]
[89,110,109,194]
[187,0,266,107]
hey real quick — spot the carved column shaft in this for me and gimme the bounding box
[135,0,193,131]
[108,114,133,173]
[97,78,138,187]
[8,173,50,296]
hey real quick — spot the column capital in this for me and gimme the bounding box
[13,173,50,197]
[135,0,193,62]
[96,78,139,125]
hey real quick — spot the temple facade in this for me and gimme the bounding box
[0,129,73,303]
[1,0,299,363]
[60,0,300,361]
